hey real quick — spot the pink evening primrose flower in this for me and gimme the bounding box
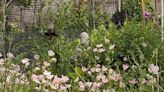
[60,85,67,91]
[0,59,4,65]
[31,74,41,84]
[122,64,129,71]
[148,64,159,74]
[129,79,138,85]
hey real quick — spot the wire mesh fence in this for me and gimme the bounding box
[6,0,119,28]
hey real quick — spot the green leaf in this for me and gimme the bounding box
[75,66,84,76]
[69,73,78,80]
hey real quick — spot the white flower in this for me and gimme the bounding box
[6,75,12,83]
[123,57,128,61]
[43,70,53,79]
[34,67,40,71]
[0,53,2,57]
[50,58,57,62]
[50,83,58,90]
[93,48,98,52]
[80,32,89,44]
[96,44,103,48]
[48,50,55,56]
[85,82,92,87]
[109,44,115,50]
[43,62,50,67]
[61,75,69,83]
[95,56,100,60]
[81,67,87,72]
[141,42,147,47]
[98,48,105,53]
[21,58,30,64]
[104,38,110,44]
[102,66,108,72]
[91,68,96,72]
[25,62,30,67]
[74,77,79,82]
[7,52,14,59]
[34,54,40,60]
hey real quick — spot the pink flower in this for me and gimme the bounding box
[96,64,101,68]
[122,64,129,71]
[92,82,101,89]
[129,79,138,84]
[52,76,62,84]
[102,78,109,83]
[31,74,40,84]
[110,73,121,81]
[96,75,101,81]
[142,79,147,84]
[79,81,85,91]
[60,85,67,91]
[95,68,101,72]
[148,64,159,74]
[0,59,4,65]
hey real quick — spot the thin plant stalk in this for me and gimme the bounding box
[91,0,96,29]
[118,0,121,12]
[161,0,164,42]
[141,0,145,24]
[1,0,7,57]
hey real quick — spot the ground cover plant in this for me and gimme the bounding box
[0,0,164,92]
